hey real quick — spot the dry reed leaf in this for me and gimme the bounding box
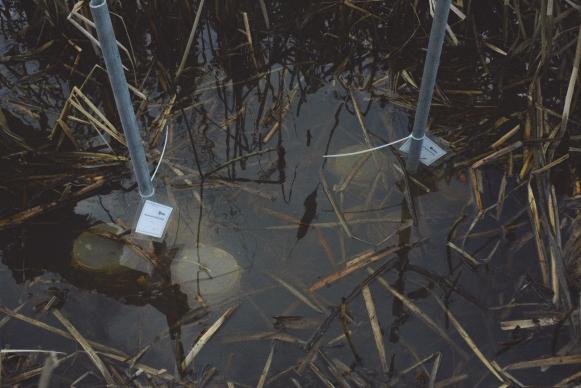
[431,295,507,383]
[334,153,372,192]
[333,358,367,387]
[450,3,466,19]
[316,229,336,267]
[496,172,508,219]
[564,214,581,290]
[368,268,468,359]
[149,94,176,146]
[362,286,388,374]
[273,316,321,330]
[52,310,114,386]
[38,352,62,388]
[269,274,324,314]
[309,362,335,388]
[242,11,258,68]
[447,241,481,267]
[531,154,569,175]
[0,178,107,230]
[506,354,581,370]
[310,246,401,291]
[182,305,237,370]
[549,25,581,160]
[401,69,418,88]
[320,170,355,240]
[527,184,550,286]
[519,153,533,180]
[298,259,399,374]
[258,0,270,28]
[445,24,459,46]
[317,352,351,387]
[68,87,126,146]
[176,0,205,77]
[556,370,581,386]
[472,141,523,169]
[263,84,299,143]
[434,374,468,388]
[398,352,437,378]
[0,349,66,355]
[0,303,25,330]
[0,306,122,355]
[468,168,484,211]
[55,118,81,150]
[349,90,377,160]
[344,0,378,18]
[221,331,306,346]
[483,41,508,55]
[67,2,133,71]
[500,316,559,330]
[429,352,442,388]
[256,342,275,388]
[491,124,520,149]
[99,352,173,380]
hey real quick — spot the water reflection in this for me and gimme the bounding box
[1,0,577,386]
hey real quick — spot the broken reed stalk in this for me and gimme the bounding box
[258,0,270,29]
[52,309,115,386]
[0,176,106,231]
[309,246,404,291]
[367,268,468,359]
[256,342,275,388]
[297,257,402,374]
[0,305,172,380]
[181,305,237,371]
[176,0,205,78]
[242,11,259,68]
[429,294,509,384]
[527,184,550,286]
[507,354,581,370]
[37,352,59,388]
[269,273,324,314]
[471,141,523,169]
[362,286,389,374]
[548,25,581,161]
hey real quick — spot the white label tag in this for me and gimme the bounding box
[135,200,173,238]
[399,136,447,166]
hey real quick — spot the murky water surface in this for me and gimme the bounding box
[0,1,579,386]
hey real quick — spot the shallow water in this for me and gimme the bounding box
[0,1,579,386]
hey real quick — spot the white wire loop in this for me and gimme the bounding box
[150,125,169,182]
[322,134,411,158]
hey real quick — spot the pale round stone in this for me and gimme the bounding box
[171,245,241,304]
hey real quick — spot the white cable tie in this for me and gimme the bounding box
[150,125,169,182]
[410,133,426,141]
[323,134,411,158]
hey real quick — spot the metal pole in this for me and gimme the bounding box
[90,0,154,198]
[406,0,452,173]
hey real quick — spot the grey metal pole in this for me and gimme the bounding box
[406,0,452,173]
[90,0,154,198]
